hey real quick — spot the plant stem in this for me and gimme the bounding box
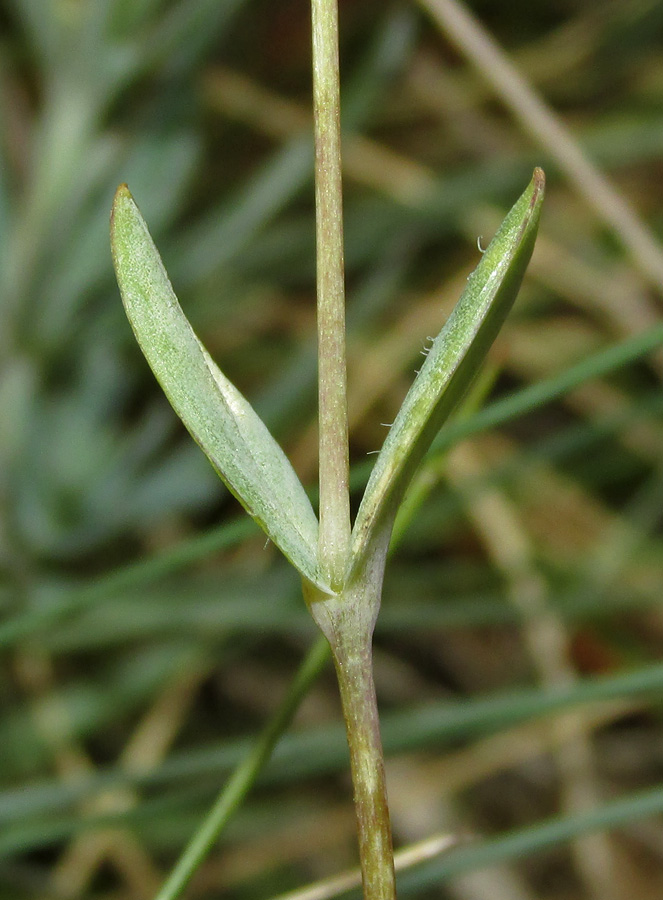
[306,573,397,900]
[310,2,394,894]
[332,626,396,900]
[311,0,351,588]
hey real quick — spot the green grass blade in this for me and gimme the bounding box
[5,659,663,843]
[397,784,663,895]
[350,169,545,579]
[0,517,257,649]
[431,321,663,453]
[111,185,329,592]
[153,635,330,900]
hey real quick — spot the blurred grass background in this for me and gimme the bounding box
[2,0,663,898]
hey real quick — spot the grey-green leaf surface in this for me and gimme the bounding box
[350,168,545,579]
[111,185,329,593]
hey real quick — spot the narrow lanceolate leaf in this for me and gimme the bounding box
[111,185,329,593]
[350,168,545,580]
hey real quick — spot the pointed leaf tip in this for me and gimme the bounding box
[349,169,544,580]
[111,184,131,216]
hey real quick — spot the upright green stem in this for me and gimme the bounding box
[334,632,396,900]
[309,2,395,895]
[311,0,351,587]
[306,576,397,900]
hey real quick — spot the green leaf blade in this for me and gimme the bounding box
[350,168,545,578]
[111,185,329,593]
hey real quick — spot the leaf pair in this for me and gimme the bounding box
[111,170,544,593]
